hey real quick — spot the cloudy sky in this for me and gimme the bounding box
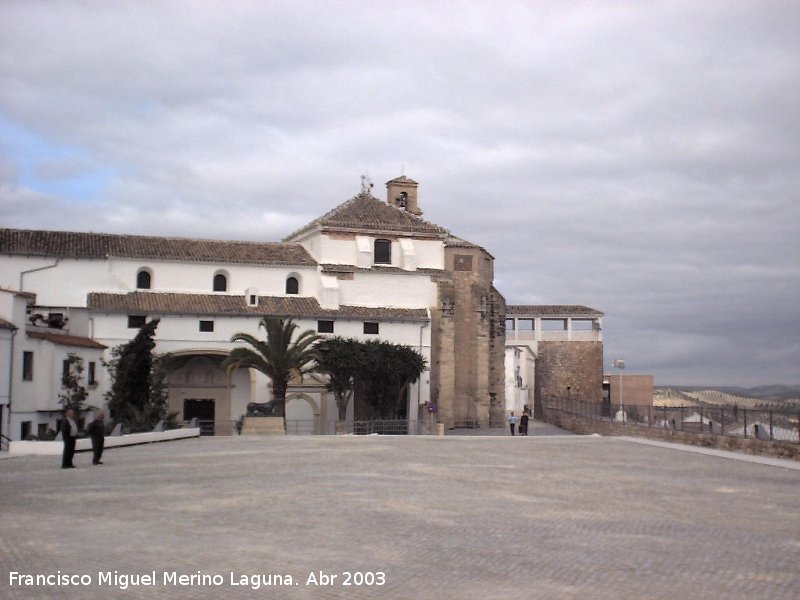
[1,1,798,387]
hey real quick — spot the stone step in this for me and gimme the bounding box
[241,416,285,436]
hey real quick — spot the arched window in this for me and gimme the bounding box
[213,273,227,292]
[285,276,299,295]
[374,239,391,264]
[136,269,151,289]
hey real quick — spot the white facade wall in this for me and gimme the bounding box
[0,256,322,307]
[337,273,437,309]
[88,312,432,423]
[9,336,105,440]
[300,233,445,271]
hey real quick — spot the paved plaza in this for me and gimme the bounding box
[1,424,798,599]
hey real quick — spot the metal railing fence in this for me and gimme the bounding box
[196,417,438,436]
[545,398,800,443]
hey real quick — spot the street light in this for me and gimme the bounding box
[613,359,625,423]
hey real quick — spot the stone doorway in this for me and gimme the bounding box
[183,398,215,435]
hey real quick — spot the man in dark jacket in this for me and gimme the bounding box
[86,410,106,465]
[60,408,78,469]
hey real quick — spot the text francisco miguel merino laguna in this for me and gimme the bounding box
[9,570,387,590]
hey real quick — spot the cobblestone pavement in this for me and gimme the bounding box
[1,431,798,599]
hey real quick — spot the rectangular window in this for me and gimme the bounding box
[199,320,214,332]
[62,359,71,385]
[517,319,534,331]
[363,322,379,335]
[541,318,567,331]
[22,351,33,381]
[88,361,97,385]
[572,319,595,331]
[504,318,515,331]
[127,315,147,329]
[317,320,334,333]
[374,239,391,264]
[454,254,473,271]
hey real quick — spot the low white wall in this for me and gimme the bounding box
[8,428,200,457]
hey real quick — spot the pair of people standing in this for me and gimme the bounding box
[60,409,106,468]
[507,411,530,436]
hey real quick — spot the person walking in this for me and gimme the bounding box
[60,408,78,469]
[519,412,529,436]
[86,410,106,465]
[508,411,517,436]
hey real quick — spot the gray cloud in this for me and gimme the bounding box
[1,0,798,385]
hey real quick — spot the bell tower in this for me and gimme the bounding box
[386,175,422,216]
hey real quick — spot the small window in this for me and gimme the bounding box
[88,362,96,385]
[286,277,299,295]
[363,322,379,335]
[572,319,594,331]
[317,320,334,333]
[248,294,258,306]
[213,273,227,292]
[128,315,147,329]
[136,269,151,289]
[62,359,71,385]
[374,239,391,264]
[505,319,515,331]
[22,351,34,381]
[199,320,214,332]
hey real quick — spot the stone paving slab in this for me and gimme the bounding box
[1,434,798,599]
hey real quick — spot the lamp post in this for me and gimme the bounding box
[613,359,625,423]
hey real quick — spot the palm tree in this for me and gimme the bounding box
[223,317,320,428]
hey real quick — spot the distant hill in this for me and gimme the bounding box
[654,385,800,408]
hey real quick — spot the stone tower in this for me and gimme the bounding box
[386,176,422,216]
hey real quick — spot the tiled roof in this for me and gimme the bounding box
[0,318,17,330]
[27,330,107,349]
[386,175,418,185]
[444,234,493,258]
[506,305,604,317]
[320,263,446,276]
[0,287,37,301]
[0,228,317,267]
[88,292,429,322]
[284,192,449,240]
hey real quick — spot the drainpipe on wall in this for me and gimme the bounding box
[20,259,60,292]
[5,328,18,439]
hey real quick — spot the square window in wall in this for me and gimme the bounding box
[363,322,379,335]
[504,318,515,331]
[199,320,214,332]
[22,351,33,381]
[127,315,147,329]
[317,320,334,333]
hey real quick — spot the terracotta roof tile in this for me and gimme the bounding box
[27,330,107,349]
[284,192,449,240]
[88,292,428,322]
[0,228,317,267]
[320,263,446,276]
[506,305,604,317]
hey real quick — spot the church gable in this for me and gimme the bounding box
[283,192,449,241]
